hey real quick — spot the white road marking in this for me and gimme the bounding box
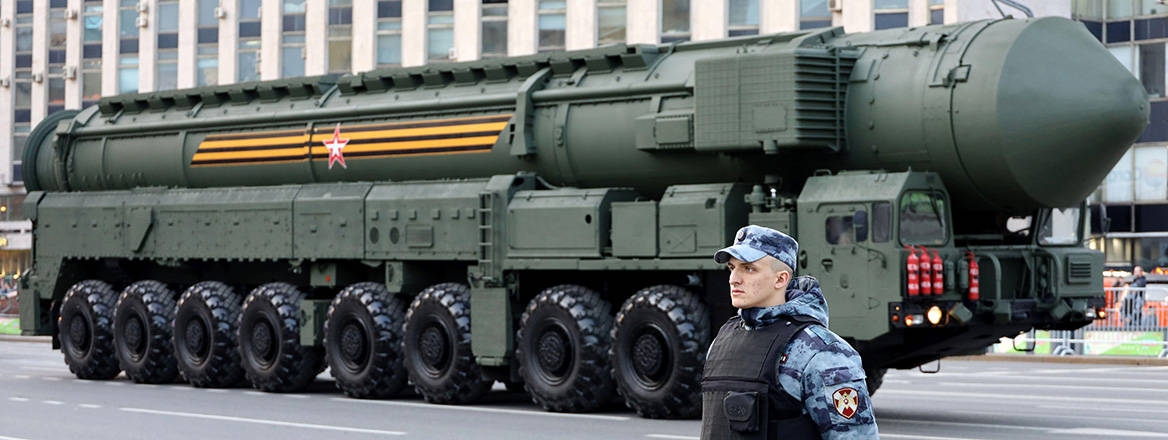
[881,435,984,440]
[0,435,33,440]
[328,397,632,421]
[243,391,264,396]
[880,418,1047,431]
[7,397,29,402]
[79,404,101,409]
[205,389,227,393]
[103,381,125,386]
[646,435,698,440]
[936,380,1168,393]
[284,394,309,399]
[1047,428,1168,438]
[1038,405,1168,415]
[119,407,405,436]
[39,377,60,382]
[18,366,64,372]
[895,371,1168,386]
[12,375,29,379]
[878,389,1168,406]
[42,400,63,405]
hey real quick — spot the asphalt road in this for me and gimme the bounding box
[1,339,1167,439]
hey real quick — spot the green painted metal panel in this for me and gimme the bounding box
[293,183,372,259]
[506,188,639,258]
[35,192,127,258]
[470,287,511,363]
[658,183,748,258]
[299,299,331,347]
[150,186,298,259]
[364,180,486,261]
[611,201,658,257]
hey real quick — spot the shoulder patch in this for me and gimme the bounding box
[806,325,837,345]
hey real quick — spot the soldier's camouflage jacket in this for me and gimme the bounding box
[737,276,880,439]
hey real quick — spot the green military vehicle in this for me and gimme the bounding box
[19,16,1146,417]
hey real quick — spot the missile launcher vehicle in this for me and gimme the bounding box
[19,16,1146,417]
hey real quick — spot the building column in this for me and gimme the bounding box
[102,0,117,96]
[692,0,727,41]
[177,0,197,88]
[761,0,799,33]
[0,3,14,184]
[403,0,427,66]
[908,0,928,27]
[218,0,238,84]
[508,0,536,56]
[31,1,48,123]
[353,0,377,72]
[565,0,595,50]
[139,0,157,92]
[261,0,282,80]
[839,0,874,33]
[454,0,481,61]
[66,0,84,109]
[305,0,327,75]
[626,0,659,44]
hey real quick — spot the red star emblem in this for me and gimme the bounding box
[832,387,859,419]
[322,123,348,169]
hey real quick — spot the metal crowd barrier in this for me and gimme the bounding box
[1008,287,1168,358]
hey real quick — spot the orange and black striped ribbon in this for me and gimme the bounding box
[190,114,512,167]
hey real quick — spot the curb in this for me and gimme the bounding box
[950,353,1168,366]
[0,335,51,344]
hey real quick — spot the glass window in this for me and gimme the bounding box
[240,0,261,19]
[16,26,32,52]
[1110,0,1133,19]
[158,2,179,32]
[1106,149,1135,203]
[1072,0,1102,20]
[82,70,102,102]
[729,0,758,36]
[14,82,31,108]
[84,5,103,42]
[482,1,508,58]
[197,57,218,86]
[428,0,455,61]
[538,14,565,50]
[282,46,305,77]
[329,37,352,72]
[238,51,258,82]
[283,0,307,77]
[120,7,137,37]
[50,12,67,49]
[286,0,307,13]
[875,0,907,9]
[899,192,948,246]
[157,61,178,91]
[119,67,139,94]
[826,215,855,245]
[430,0,453,12]
[662,0,690,42]
[199,0,218,25]
[1038,207,1082,246]
[800,0,830,30]
[873,202,891,243]
[329,0,353,73]
[1140,0,1168,16]
[428,28,454,60]
[1140,43,1166,98]
[1134,146,1168,201]
[377,34,401,66]
[598,1,626,45]
[48,78,65,107]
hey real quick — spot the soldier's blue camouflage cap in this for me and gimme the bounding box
[714,225,798,273]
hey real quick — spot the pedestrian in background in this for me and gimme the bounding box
[1123,266,1147,326]
[700,225,878,439]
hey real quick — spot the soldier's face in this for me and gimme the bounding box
[726,256,790,309]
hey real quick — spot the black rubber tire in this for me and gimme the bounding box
[403,282,491,404]
[865,367,887,396]
[59,280,121,380]
[610,285,710,419]
[115,280,180,384]
[325,282,409,399]
[516,284,616,412]
[173,281,246,388]
[237,282,323,392]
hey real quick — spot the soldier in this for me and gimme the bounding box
[700,225,878,439]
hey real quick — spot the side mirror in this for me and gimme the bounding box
[854,210,869,242]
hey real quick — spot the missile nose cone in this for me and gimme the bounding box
[952,17,1149,211]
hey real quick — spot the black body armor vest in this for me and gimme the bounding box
[700,316,822,440]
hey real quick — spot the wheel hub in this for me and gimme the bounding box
[340,322,367,366]
[419,326,449,369]
[68,315,90,354]
[632,332,666,380]
[536,329,569,376]
[251,320,276,363]
[124,315,146,356]
[184,318,208,361]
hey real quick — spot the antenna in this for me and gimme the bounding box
[990,0,1034,18]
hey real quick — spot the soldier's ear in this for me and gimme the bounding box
[774,270,791,290]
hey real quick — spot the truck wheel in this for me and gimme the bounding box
[59,280,121,380]
[403,282,491,404]
[610,285,710,419]
[174,281,246,388]
[237,282,323,392]
[325,282,409,399]
[516,284,615,412]
[865,367,887,396]
[115,280,180,383]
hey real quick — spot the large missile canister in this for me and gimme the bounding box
[25,17,1146,214]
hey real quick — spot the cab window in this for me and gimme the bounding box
[826,215,855,245]
[872,202,891,243]
[899,191,947,246]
